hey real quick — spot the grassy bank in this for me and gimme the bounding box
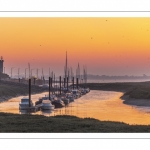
[0,80,46,102]
[0,113,150,132]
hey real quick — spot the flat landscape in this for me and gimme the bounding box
[0,81,150,132]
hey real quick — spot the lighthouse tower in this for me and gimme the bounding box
[0,56,4,73]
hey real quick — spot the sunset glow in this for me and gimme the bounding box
[1,17,150,76]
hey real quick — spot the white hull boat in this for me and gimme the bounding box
[19,97,33,110]
[41,100,55,110]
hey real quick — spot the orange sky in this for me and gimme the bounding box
[1,17,150,77]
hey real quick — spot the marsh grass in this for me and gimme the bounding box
[0,80,46,100]
[85,82,150,99]
[0,113,150,132]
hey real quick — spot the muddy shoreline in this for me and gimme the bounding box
[121,94,150,107]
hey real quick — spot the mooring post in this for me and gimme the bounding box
[49,77,51,100]
[60,76,61,95]
[77,78,78,89]
[64,78,66,88]
[73,77,74,89]
[67,77,68,91]
[29,79,31,107]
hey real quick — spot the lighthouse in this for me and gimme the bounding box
[0,56,4,73]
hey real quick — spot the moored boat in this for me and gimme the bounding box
[19,97,34,110]
[61,96,69,105]
[67,93,74,102]
[41,100,55,110]
[72,89,80,99]
[35,95,50,105]
[51,98,65,108]
[85,88,90,93]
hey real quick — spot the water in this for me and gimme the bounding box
[1,90,150,125]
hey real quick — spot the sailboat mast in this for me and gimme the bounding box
[28,63,30,79]
[64,51,68,86]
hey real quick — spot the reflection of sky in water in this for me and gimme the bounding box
[1,90,150,125]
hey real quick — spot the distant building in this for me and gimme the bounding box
[0,56,4,73]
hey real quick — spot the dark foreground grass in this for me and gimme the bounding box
[0,112,150,132]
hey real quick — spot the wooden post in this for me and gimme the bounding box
[77,78,78,89]
[73,77,74,89]
[64,78,66,88]
[67,77,68,91]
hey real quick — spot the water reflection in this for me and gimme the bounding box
[1,90,150,125]
[19,109,32,115]
[41,110,54,116]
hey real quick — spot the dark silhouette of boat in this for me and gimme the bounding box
[60,96,69,105]
[51,97,65,108]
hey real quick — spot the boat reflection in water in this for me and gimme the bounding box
[41,109,54,116]
[19,109,33,114]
